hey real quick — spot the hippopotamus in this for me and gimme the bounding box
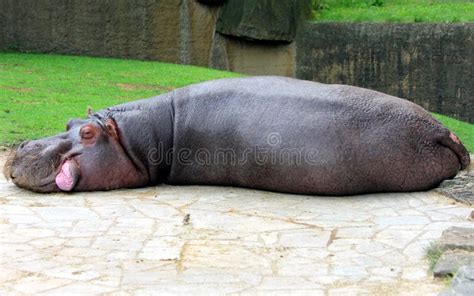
[3,76,470,195]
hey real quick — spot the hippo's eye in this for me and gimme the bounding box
[80,126,95,140]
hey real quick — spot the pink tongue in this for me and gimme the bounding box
[55,160,75,191]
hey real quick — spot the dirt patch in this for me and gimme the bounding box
[0,63,25,67]
[0,86,32,92]
[116,83,174,92]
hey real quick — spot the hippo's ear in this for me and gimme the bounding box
[87,107,94,117]
[105,118,119,140]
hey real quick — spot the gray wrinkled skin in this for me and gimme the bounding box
[4,76,470,195]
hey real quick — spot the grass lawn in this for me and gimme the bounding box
[313,0,474,23]
[0,52,473,152]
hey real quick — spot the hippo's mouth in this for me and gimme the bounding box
[55,158,80,191]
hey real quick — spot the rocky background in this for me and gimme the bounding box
[0,0,472,123]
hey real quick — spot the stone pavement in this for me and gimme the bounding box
[0,152,473,295]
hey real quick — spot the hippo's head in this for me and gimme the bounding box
[3,115,149,192]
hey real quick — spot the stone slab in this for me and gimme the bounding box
[440,266,474,296]
[433,250,474,277]
[438,227,474,251]
[437,165,474,206]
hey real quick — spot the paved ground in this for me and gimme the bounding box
[0,152,473,295]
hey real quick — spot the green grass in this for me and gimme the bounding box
[424,242,445,271]
[0,52,240,145]
[0,52,472,152]
[313,0,474,23]
[424,242,454,286]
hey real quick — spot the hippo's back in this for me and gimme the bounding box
[166,76,468,195]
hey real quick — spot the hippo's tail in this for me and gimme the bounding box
[438,131,470,170]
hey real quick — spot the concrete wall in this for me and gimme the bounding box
[1,0,182,62]
[296,23,474,123]
[0,0,296,75]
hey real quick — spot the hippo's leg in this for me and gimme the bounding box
[439,132,470,170]
[416,129,470,191]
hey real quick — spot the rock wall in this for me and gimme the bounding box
[296,23,474,123]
